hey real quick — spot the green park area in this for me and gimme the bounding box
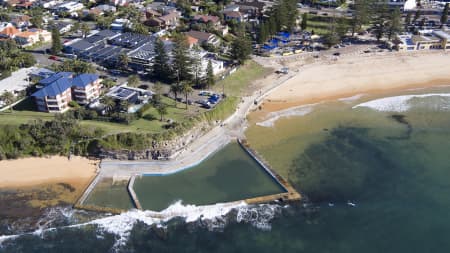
[0,61,269,135]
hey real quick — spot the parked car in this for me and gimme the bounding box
[48,55,58,61]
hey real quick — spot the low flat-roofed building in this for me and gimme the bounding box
[397,30,449,51]
[105,86,139,104]
[432,30,450,50]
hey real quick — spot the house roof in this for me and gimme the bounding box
[11,15,31,23]
[223,11,243,18]
[39,72,73,86]
[72,73,99,88]
[32,73,99,97]
[146,9,162,17]
[185,30,214,43]
[16,30,38,38]
[159,11,179,22]
[193,15,220,24]
[186,35,199,46]
[32,77,73,98]
[0,26,20,37]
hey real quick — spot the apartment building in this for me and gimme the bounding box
[32,72,101,112]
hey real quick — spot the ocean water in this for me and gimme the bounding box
[2,87,450,252]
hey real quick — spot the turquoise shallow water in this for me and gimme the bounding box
[3,88,450,252]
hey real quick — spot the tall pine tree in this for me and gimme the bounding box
[151,38,172,82]
[51,27,62,55]
[172,34,193,84]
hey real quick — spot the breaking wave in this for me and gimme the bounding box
[0,201,284,252]
[257,104,317,127]
[353,93,450,112]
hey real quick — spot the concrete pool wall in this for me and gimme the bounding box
[75,140,301,214]
[128,140,300,211]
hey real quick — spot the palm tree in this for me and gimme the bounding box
[0,91,15,111]
[127,75,139,87]
[181,81,193,110]
[101,96,116,115]
[81,23,90,38]
[119,100,129,112]
[156,103,168,121]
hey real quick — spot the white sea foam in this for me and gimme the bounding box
[257,104,317,127]
[353,93,450,112]
[0,201,285,252]
[88,200,247,248]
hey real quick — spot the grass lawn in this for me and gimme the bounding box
[306,20,331,35]
[0,96,201,135]
[0,61,268,134]
[214,60,271,97]
[80,96,204,134]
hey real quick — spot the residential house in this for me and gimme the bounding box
[83,7,104,17]
[40,0,62,9]
[190,50,225,77]
[96,4,117,13]
[11,15,31,29]
[185,30,220,47]
[223,10,245,22]
[192,15,221,27]
[49,22,73,34]
[146,10,180,30]
[0,22,14,33]
[32,72,102,112]
[0,26,20,39]
[111,18,130,31]
[15,28,51,46]
[185,35,199,48]
[56,1,84,13]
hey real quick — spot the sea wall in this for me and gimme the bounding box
[99,121,213,160]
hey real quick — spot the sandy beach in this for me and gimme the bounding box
[254,51,450,113]
[0,156,98,188]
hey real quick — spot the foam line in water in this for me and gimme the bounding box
[353,93,450,112]
[0,201,285,251]
[257,104,317,127]
[337,94,365,103]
